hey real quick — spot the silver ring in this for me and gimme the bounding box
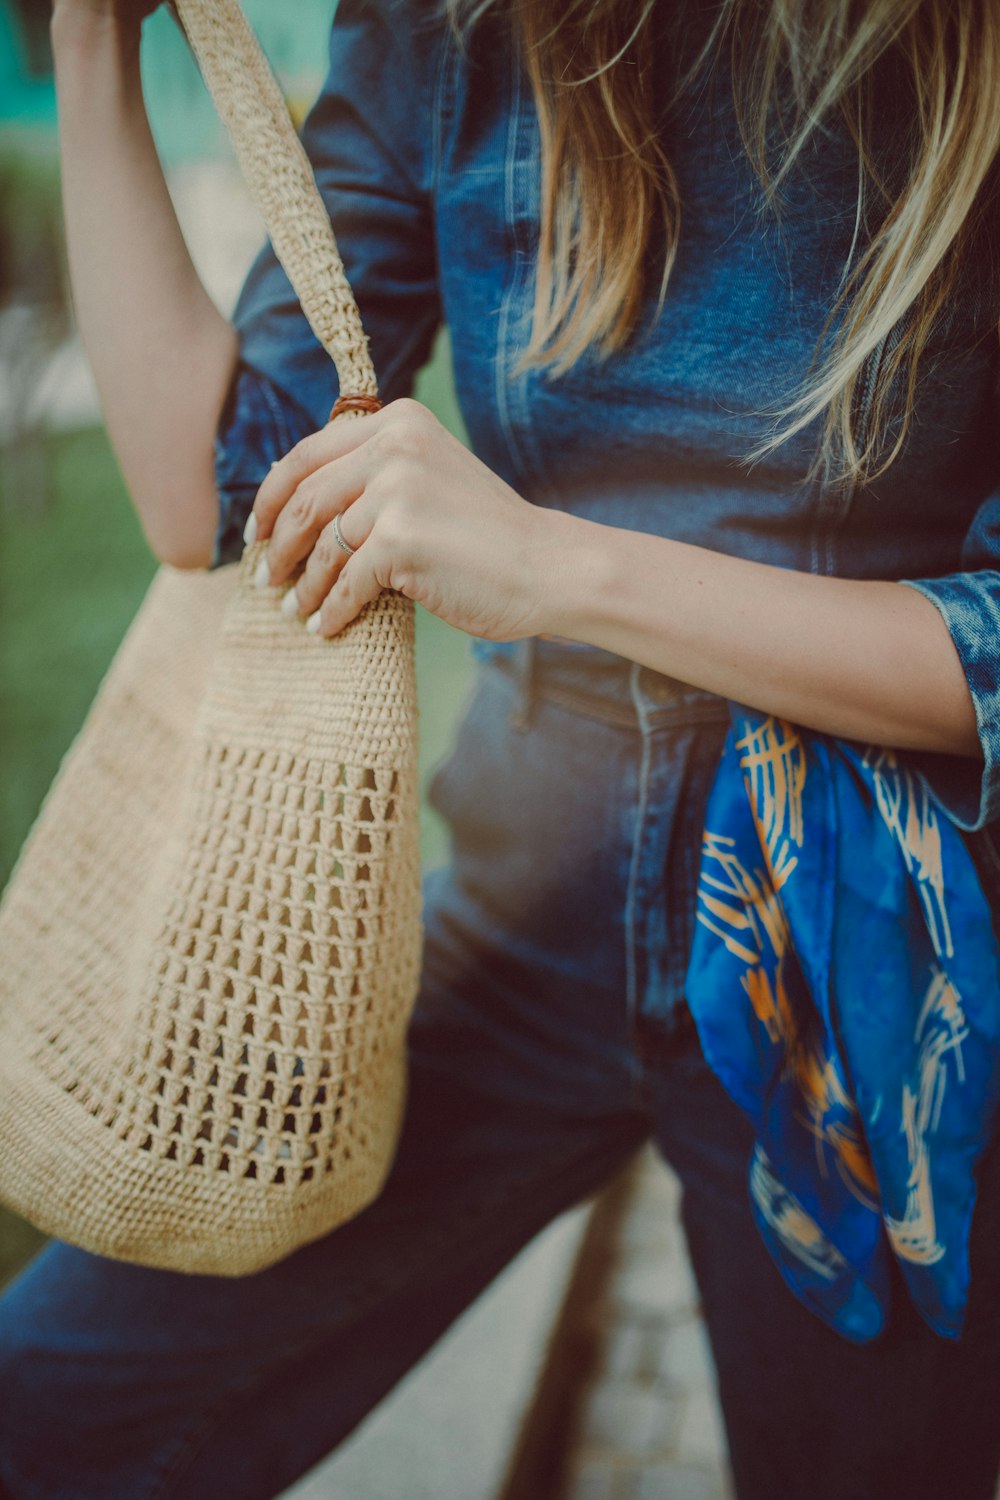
[332,512,356,556]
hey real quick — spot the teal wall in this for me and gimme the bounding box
[0,3,55,129]
[0,1,337,161]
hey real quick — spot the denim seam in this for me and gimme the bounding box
[534,682,730,732]
[672,757,705,1019]
[482,653,729,731]
[493,44,531,487]
[505,90,553,495]
[623,664,655,1100]
[259,370,296,456]
[429,15,453,201]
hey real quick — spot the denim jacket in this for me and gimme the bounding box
[210,0,1000,1338]
[212,0,1000,837]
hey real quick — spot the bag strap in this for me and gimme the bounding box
[172,0,378,407]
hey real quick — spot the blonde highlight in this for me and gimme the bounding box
[444,0,1000,487]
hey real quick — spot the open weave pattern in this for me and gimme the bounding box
[0,556,421,1273]
[0,0,422,1273]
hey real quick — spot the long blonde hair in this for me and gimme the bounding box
[444,0,1000,486]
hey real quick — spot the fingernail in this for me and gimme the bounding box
[243,510,258,546]
[281,587,301,617]
[253,558,271,589]
[305,609,323,635]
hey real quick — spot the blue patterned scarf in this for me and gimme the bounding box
[685,707,1000,1341]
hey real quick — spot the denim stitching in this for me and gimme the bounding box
[535,682,730,733]
[492,45,532,487]
[622,663,656,1100]
[260,371,295,457]
[430,13,454,202]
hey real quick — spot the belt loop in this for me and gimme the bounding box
[509,637,536,732]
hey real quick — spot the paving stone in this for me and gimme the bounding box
[636,1321,675,1384]
[628,1461,731,1500]
[676,1389,730,1469]
[601,1318,649,1381]
[581,1380,682,1457]
[562,1151,732,1500]
[617,1199,680,1259]
[633,1148,683,1206]
[565,1454,626,1500]
[656,1315,717,1392]
[611,1247,699,1319]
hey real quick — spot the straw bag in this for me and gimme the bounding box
[0,0,422,1276]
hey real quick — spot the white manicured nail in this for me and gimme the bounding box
[252,558,271,589]
[281,587,301,617]
[243,510,258,546]
[305,609,323,635]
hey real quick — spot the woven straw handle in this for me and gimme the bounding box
[172,0,377,404]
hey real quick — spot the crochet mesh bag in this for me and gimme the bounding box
[0,0,422,1275]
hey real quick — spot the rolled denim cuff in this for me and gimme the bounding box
[896,574,1000,832]
[210,361,315,571]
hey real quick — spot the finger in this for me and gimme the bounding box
[252,409,384,541]
[305,549,383,639]
[261,449,369,588]
[288,494,376,617]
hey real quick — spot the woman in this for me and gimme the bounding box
[2,0,1000,1495]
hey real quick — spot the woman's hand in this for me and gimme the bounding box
[248,398,569,642]
[249,397,982,759]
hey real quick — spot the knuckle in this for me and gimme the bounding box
[289,431,325,475]
[375,508,406,552]
[377,402,431,458]
[377,454,411,492]
[290,474,326,519]
[287,491,314,525]
[371,422,407,459]
[313,530,341,569]
[386,396,422,422]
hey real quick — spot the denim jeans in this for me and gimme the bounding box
[3,644,1000,1500]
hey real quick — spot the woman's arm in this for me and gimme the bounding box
[246,398,982,764]
[551,517,981,759]
[51,2,236,568]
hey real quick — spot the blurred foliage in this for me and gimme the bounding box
[0,427,158,892]
[0,139,66,310]
[8,0,53,78]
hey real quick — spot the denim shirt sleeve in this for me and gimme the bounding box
[210,0,446,570]
[898,486,1000,832]
[211,362,316,569]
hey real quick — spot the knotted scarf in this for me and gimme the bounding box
[685,708,1000,1341]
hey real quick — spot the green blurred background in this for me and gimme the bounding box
[0,0,475,1288]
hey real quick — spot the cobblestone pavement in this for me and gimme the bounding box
[562,1148,734,1500]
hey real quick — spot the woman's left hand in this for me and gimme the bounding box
[247,397,567,641]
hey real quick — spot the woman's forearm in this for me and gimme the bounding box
[51,4,236,567]
[237,397,980,763]
[548,513,981,759]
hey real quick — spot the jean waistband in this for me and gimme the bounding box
[470,637,732,732]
